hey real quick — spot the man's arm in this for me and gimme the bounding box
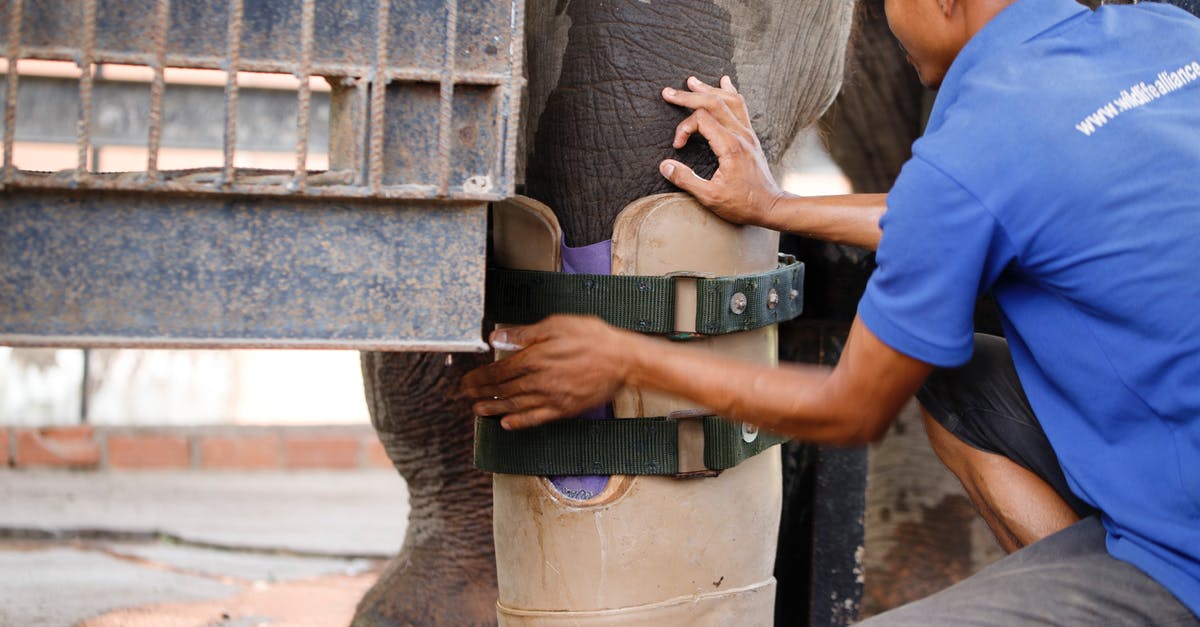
[657,76,885,251]
[760,193,885,251]
[462,314,931,445]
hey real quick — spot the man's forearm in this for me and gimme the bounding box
[464,315,928,437]
[619,330,868,445]
[611,315,931,446]
[763,193,886,251]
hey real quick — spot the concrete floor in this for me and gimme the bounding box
[0,470,409,626]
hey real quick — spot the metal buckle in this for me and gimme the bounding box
[668,409,720,478]
[663,269,715,338]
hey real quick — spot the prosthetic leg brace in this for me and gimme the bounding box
[487,194,786,625]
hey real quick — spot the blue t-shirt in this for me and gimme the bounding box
[858,0,1200,615]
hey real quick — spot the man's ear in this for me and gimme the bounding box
[939,0,959,18]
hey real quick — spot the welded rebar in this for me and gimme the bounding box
[222,0,244,188]
[3,0,25,181]
[436,0,459,197]
[293,0,316,190]
[75,0,98,178]
[146,0,171,177]
[368,0,391,193]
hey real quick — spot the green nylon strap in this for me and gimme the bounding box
[473,415,788,476]
[696,258,805,335]
[485,256,805,337]
[486,271,677,333]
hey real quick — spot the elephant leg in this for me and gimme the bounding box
[519,2,853,623]
[353,351,497,627]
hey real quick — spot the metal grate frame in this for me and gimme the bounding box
[0,0,524,201]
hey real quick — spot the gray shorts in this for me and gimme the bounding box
[857,516,1198,625]
[858,334,1197,625]
[917,333,1097,517]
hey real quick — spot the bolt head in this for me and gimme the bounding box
[730,292,748,315]
[767,288,779,309]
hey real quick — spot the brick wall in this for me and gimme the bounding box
[0,425,393,471]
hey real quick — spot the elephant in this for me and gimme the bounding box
[353,0,1200,624]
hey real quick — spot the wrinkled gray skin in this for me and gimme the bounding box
[353,2,853,625]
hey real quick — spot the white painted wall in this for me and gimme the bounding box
[0,348,84,426]
[0,348,368,427]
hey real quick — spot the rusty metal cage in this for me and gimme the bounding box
[0,0,525,350]
[1,0,522,200]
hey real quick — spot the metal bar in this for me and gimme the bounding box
[352,77,370,187]
[222,0,244,187]
[11,47,510,86]
[368,0,391,193]
[502,0,526,198]
[146,0,171,177]
[5,170,512,202]
[809,446,868,626]
[79,348,91,424]
[0,188,489,351]
[436,0,459,197]
[294,1,317,179]
[0,334,489,352]
[75,0,99,178]
[7,164,493,202]
[292,0,316,190]
[3,0,24,182]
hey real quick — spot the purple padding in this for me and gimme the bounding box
[561,239,612,275]
[549,239,614,500]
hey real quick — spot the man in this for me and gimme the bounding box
[463,0,1200,622]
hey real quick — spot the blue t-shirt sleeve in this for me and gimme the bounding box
[858,156,1016,367]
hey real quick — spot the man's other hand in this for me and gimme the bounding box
[462,315,632,430]
[659,75,786,229]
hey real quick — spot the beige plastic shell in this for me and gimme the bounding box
[489,194,782,626]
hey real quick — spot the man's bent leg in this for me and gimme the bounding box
[924,410,1079,552]
[857,516,1198,626]
[863,335,1198,623]
[917,333,1097,553]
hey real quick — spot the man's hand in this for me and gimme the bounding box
[660,76,786,228]
[462,315,634,430]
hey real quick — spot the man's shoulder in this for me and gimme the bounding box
[920,5,1200,206]
[944,3,1200,111]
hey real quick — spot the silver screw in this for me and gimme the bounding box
[730,292,748,315]
[790,289,800,300]
[741,423,759,443]
[767,288,779,310]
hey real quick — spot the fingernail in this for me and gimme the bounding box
[491,331,524,352]
[664,87,676,97]
[661,162,675,177]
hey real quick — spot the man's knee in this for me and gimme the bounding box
[921,404,972,478]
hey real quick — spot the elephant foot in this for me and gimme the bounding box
[357,350,499,627]
[353,540,497,627]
